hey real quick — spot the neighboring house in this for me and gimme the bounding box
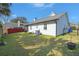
[3,23,19,34]
[20,23,28,30]
[28,12,70,36]
[2,19,29,34]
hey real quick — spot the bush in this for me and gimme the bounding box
[0,34,5,42]
[28,32,34,34]
[71,26,76,30]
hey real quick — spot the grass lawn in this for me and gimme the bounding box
[0,31,79,56]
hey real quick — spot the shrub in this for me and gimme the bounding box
[28,32,34,34]
[71,26,76,30]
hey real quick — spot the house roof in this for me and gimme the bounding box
[27,12,67,25]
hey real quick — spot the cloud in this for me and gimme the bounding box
[11,14,17,18]
[32,3,45,7]
[45,4,55,7]
[32,3,55,8]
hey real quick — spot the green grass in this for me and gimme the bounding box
[0,31,79,56]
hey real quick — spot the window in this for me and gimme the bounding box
[44,24,47,30]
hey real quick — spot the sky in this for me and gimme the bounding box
[10,3,79,24]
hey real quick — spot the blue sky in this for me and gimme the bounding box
[10,3,79,24]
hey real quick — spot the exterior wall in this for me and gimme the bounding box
[28,21,56,36]
[56,14,69,35]
[3,25,8,34]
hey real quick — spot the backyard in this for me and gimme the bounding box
[0,31,79,56]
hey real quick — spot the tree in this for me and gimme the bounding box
[0,3,12,23]
[0,21,3,35]
[11,17,28,23]
[0,3,11,45]
[0,3,11,16]
[0,3,11,33]
[0,21,3,28]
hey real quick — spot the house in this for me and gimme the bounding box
[3,22,28,34]
[27,12,70,36]
[3,23,18,34]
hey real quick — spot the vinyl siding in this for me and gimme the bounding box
[56,14,69,35]
[28,21,56,36]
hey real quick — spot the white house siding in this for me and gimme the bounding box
[56,14,69,35]
[28,21,56,36]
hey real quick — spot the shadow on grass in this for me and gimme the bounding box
[1,32,79,56]
[20,32,79,56]
[61,43,79,56]
[0,33,30,56]
[25,38,68,56]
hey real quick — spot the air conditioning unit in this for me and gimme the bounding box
[35,30,41,35]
